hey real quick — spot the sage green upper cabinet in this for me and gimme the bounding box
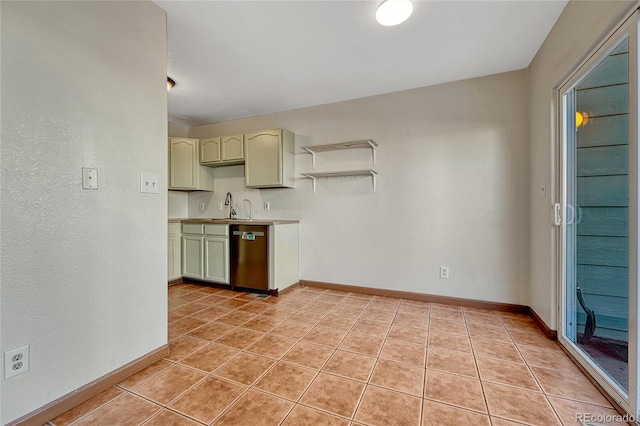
[244,128,295,188]
[222,135,244,163]
[200,137,221,163]
[169,137,215,191]
[201,134,244,166]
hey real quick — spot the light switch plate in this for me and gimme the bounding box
[82,168,98,189]
[140,173,160,194]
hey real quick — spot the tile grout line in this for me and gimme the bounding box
[248,290,338,423]
[157,290,284,425]
[463,309,494,425]
[180,290,440,420]
[61,391,134,426]
[131,367,210,410]
[59,285,600,425]
[150,405,208,425]
[423,316,433,426]
[205,287,310,425]
[194,286,611,424]
[197,381,252,425]
[194,289,352,423]
[72,389,163,426]
[289,293,384,424]
[499,312,564,425]
[293,401,353,423]
[348,380,371,424]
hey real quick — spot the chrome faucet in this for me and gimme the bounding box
[243,199,252,221]
[224,192,236,219]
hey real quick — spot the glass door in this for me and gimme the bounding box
[559,14,638,417]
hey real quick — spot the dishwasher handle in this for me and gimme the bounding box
[233,231,265,238]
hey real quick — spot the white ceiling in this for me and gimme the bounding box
[156,0,568,127]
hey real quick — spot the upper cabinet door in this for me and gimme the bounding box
[245,128,295,188]
[222,135,244,162]
[169,138,198,189]
[201,137,221,164]
[169,138,215,191]
[245,129,282,187]
[200,135,244,166]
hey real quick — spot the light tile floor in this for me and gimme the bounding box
[48,284,628,426]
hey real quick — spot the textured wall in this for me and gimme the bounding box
[0,2,167,422]
[187,70,531,305]
[169,123,189,138]
[528,0,634,329]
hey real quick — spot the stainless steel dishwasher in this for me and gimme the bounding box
[230,224,269,291]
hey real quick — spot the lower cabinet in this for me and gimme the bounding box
[182,224,229,284]
[178,221,299,291]
[168,223,182,281]
[204,235,229,283]
[270,223,299,292]
[182,233,204,279]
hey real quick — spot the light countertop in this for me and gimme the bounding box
[170,218,298,225]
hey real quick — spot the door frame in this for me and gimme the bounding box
[556,10,638,417]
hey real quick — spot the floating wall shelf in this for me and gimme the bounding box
[301,139,377,168]
[301,169,378,194]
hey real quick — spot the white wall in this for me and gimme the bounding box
[0,2,167,423]
[169,123,189,138]
[528,0,633,329]
[188,70,531,304]
[168,191,188,219]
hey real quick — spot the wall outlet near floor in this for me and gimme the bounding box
[4,345,29,379]
[439,266,450,279]
[199,202,205,212]
[264,202,270,211]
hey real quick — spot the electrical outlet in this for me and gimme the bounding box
[217,202,223,211]
[539,182,547,198]
[199,202,205,212]
[5,345,29,379]
[264,202,270,211]
[82,167,98,190]
[439,266,449,279]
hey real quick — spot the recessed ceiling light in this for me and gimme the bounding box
[376,0,413,27]
[167,77,175,91]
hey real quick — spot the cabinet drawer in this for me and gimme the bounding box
[204,224,228,236]
[182,224,204,234]
[168,223,181,235]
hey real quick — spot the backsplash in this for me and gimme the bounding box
[168,190,189,218]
